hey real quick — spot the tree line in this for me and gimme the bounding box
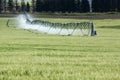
[0,0,120,13]
[0,0,31,13]
[36,0,120,12]
[92,0,120,12]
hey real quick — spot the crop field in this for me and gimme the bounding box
[0,18,120,80]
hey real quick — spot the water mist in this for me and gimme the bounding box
[17,14,85,36]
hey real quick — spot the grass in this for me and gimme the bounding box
[0,18,120,80]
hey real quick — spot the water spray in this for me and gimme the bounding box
[7,13,97,36]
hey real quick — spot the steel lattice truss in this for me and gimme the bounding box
[30,20,96,36]
[7,14,97,36]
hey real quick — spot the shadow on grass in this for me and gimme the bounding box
[98,25,120,29]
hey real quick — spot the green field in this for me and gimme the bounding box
[0,18,120,80]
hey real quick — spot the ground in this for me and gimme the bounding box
[0,18,120,80]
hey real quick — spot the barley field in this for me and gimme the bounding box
[0,18,120,80]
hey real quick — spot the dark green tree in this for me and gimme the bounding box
[68,0,76,12]
[8,0,14,12]
[81,0,90,12]
[15,0,19,11]
[0,0,6,12]
[32,0,36,12]
[47,0,55,12]
[110,0,115,11]
[97,0,110,12]
[0,0,2,13]
[106,0,111,12]
[55,0,62,12]
[117,0,120,12]
[92,0,118,12]
[103,0,111,12]
[3,0,7,12]
[26,2,30,12]
[36,0,44,12]
[114,0,118,11]
[75,0,81,12]
[21,0,26,12]
[92,0,102,12]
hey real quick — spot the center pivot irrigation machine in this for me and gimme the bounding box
[7,13,97,36]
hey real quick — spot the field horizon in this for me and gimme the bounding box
[1,12,120,19]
